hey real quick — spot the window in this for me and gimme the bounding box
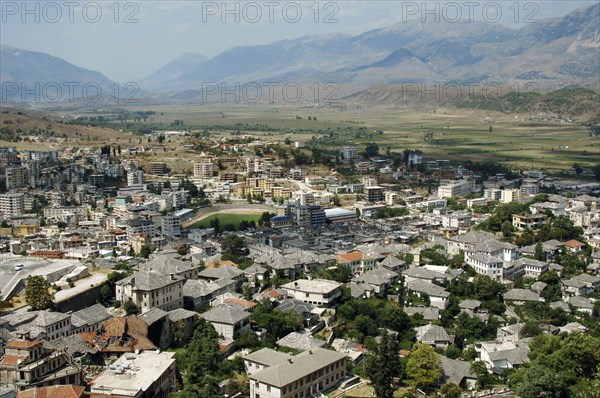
[267,385,271,392]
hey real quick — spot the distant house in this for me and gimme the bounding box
[476,340,530,374]
[564,239,586,253]
[183,278,236,311]
[503,289,543,305]
[440,356,477,390]
[406,280,450,309]
[337,251,375,276]
[116,269,184,313]
[353,268,399,295]
[415,324,451,348]
[200,304,251,340]
[281,279,342,307]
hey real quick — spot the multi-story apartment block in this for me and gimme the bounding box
[0,193,25,216]
[127,170,144,186]
[337,251,375,276]
[339,146,359,159]
[438,180,475,198]
[5,167,28,190]
[193,162,214,179]
[161,214,181,237]
[365,186,384,203]
[148,162,167,175]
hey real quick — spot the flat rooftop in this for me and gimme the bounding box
[89,351,175,396]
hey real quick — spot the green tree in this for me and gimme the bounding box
[365,332,400,398]
[123,300,138,315]
[364,143,380,158]
[439,382,462,398]
[592,164,600,181]
[99,284,112,306]
[220,233,247,263]
[470,360,492,389]
[25,275,53,310]
[406,343,442,391]
[139,244,151,259]
[209,217,221,236]
[514,365,569,398]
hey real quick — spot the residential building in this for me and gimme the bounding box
[89,351,176,398]
[438,180,474,198]
[365,186,384,203]
[5,167,28,190]
[339,146,359,160]
[115,270,184,313]
[248,348,346,398]
[148,162,168,175]
[127,170,144,186]
[337,251,375,276]
[415,324,451,348]
[0,193,24,216]
[0,337,83,391]
[281,279,342,307]
[161,214,181,237]
[193,162,214,179]
[200,304,251,340]
[512,213,548,230]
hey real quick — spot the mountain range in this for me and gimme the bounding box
[1,3,598,104]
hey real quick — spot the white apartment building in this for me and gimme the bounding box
[281,279,342,307]
[249,348,347,398]
[0,192,25,216]
[384,191,401,205]
[5,166,28,190]
[339,146,359,159]
[438,180,475,198]
[43,206,87,222]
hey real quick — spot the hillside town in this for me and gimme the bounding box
[0,138,599,398]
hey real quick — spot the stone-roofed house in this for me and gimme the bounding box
[405,280,450,309]
[379,255,406,271]
[275,299,318,327]
[415,324,451,348]
[139,254,201,280]
[568,296,595,315]
[476,340,530,374]
[440,356,477,389]
[27,310,71,341]
[182,278,236,310]
[167,308,198,345]
[346,281,376,299]
[403,307,440,321]
[353,268,399,294]
[201,304,251,340]
[139,308,171,350]
[248,348,346,398]
[562,277,592,298]
[402,267,447,284]
[70,304,112,334]
[199,265,245,290]
[446,230,500,256]
[115,269,184,313]
[243,264,269,288]
[276,331,326,352]
[503,289,543,304]
[243,348,293,375]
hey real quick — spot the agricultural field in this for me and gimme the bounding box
[121,102,599,172]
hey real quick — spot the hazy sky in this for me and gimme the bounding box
[1,0,596,82]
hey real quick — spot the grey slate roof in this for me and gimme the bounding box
[201,304,251,325]
[168,308,198,322]
[503,289,542,302]
[459,300,481,310]
[276,331,326,351]
[406,279,450,298]
[249,348,346,387]
[403,306,439,321]
[140,254,199,275]
[117,269,183,291]
[276,299,315,316]
[199,265,244,280]
[440,355,476,385]
[243,347,293,366]
[71,304,112,328]
[139,307,169,325]
[354,268,398,286]
[415,324,450,343]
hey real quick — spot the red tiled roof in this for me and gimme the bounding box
[564,239,585,248]
[6,339,41,349]
[0,355,26,366]
[338,251,369,262]
[17,385,85,398]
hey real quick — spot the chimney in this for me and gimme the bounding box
[169,273,175,280]
[287,358,293,363]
